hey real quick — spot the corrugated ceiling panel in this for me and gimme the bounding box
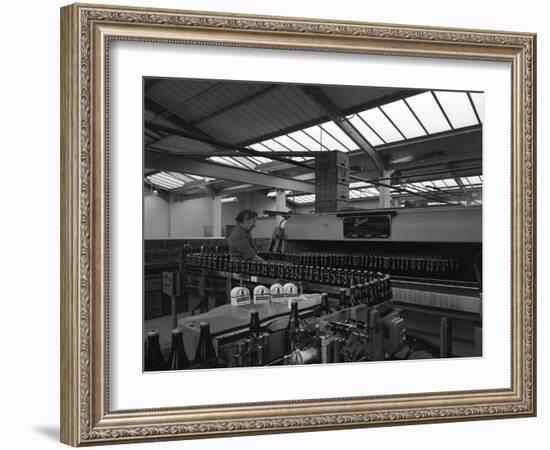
[190,83,271,126]
[150,135,234,156]
[147,79,224,122]
[198,85,324,144]
[321,86,414,113]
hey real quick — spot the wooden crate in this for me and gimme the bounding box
[315,182,349,202]
[315,151,350,169]
[315,200,349,213]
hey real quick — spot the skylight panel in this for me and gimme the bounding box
[320,122,358,150]
[232,157,257,169]
[150,174,181,187]
[466,175,483,185]
[244,151,272,164]
[209,156,240,167]
[146,172,186,190]
[170,172,215,183]
[248,143,272,152]
[259,139,291,152]
[245,156,263,165]
[470,93,484,123]
[286,130,325,151]
[460,176,482,186]
[347,115,385,146]
[290,194,316,204]
[304,124,350,152]
[441,178,458,187]
[352,187,379,198]
[405,92,452,134]
[167,172,195,183]
[358,108,404,143]
[273,135,310,152]
[301,126,331,151]
[366,187,380,196]
[380,100,427,139]
[434,91,478,129]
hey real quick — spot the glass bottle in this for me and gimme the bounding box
[316,293,332,317]
[249,311,261,339]
[339,288,347,310]
[349,285,356,306]
[193,321,217,367]
[285,301,302,353]
[168,327,190,370]
[144,330,166,372]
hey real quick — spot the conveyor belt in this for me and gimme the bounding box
[390,277,481,314]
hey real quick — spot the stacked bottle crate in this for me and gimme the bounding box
[315,151,350,213]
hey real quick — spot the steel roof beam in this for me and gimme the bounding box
[145,119,315,170]
[145,150,316,193]
[300,86,385,175]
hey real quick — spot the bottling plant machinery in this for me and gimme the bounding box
[145,205,482,370]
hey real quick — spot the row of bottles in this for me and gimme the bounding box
[259,251,460,274]
[338,278,392,308]
[186,252,391,291]
[144,321,216,371]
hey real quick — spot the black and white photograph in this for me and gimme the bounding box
[142,78,483,371]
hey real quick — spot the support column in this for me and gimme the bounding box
[378,170,394,208]
[275,189,287,212]
[212,195,222,237]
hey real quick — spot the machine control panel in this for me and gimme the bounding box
[343,214,392,239]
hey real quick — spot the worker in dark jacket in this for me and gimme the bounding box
[227,209,265,262]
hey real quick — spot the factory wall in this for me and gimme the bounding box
[145,193,382,239]
[146,191,288,238]
[169,196,213,238]
[144,194,170,239]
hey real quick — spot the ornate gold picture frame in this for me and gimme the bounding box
[60,3,536,446]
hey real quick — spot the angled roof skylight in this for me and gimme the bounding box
[405,92,452,134]
[286,130,326,151]
[301,124,351,152]
[273,134,311,153]
[434,91,479,128]
[347,115,385,146]
[320,121,358,151]
[470,93,484,123]
[357,108,403,143]
[146,172,187,190]
[380,99,427,139]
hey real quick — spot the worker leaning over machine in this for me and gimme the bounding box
[227,209,266,262]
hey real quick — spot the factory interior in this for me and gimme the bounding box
[142,77,483,370]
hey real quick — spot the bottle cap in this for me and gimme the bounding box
[171,327,183,335]
[147,330,159,337]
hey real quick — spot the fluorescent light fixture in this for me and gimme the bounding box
[221,197,238,203]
